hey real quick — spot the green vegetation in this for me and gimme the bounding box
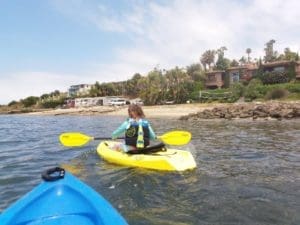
[244,82,300,102]
[2,90,66,112]
[21,96,40,107]
[264,88,289,100]
[199,81,300,103]
[1,39,300,111]
[244,79,263,101]
[41,98,65,109]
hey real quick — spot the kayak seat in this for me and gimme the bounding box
[127,142,166,154]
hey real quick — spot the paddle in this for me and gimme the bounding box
[59,130,191,147]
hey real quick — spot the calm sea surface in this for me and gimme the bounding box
[0,115,299,225]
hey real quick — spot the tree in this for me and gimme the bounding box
[244,79,263,101]
[277,47,299,61]
[126,73,143,97]
[21,96,39,107]
[200,55,207,71]
[264,39,278,62]
[246,48,252,62]
[186,63,202,76]
[217,46,227,56]
[89,81,101,97]
[98,83,118,96]
[138,68,165,105]
[230,59,239,67]
[239,56,247,65]
[49,90,60,98]
[186,63,206,82]
[164,67,191,103]
[40,94,50,100]
[215,46,230,70]
[8,100,19,107]
[200,50,216,71]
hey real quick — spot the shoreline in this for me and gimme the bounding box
[26,103,222,118]
[3,100,300,120]
[27,101,300,120]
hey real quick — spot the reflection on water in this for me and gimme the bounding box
[0,115,299,225]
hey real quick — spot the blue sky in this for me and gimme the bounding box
[1,0,299,104]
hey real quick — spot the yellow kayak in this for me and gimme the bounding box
[96,141,197,171]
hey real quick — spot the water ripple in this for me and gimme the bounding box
[0,115,299,225]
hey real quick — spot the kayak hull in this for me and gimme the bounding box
[97,141,197,171]
[0,170,128,225]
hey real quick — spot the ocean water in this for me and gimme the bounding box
[0,115,299,225]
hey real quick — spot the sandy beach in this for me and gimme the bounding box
[25,100,300,120]
[27,103,223,118]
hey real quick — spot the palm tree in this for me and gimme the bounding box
[200,55,207,71]
[206,50,216,70]
[239,56,247,65]
[200,50,216,71]
[217,46,227,57]
[246,48,252,63]
[264,39,277,62]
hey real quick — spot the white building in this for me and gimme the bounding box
[68,84,92,97]
[74,97,105,107]
[73,97,126,107]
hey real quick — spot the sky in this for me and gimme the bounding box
[1,0,299,104]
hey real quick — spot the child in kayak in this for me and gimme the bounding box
[111,104,156,152]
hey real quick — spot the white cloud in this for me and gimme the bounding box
[2,0,300,104]
[88,0,300,67]
[52,0,300,61]
[0,72,85,104]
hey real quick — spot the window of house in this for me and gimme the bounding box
[232,72,239,83]
[208,75,216,81]
[273,66,285,72]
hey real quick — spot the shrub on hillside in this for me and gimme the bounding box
[261,71,289,84]
[230,82,244,98]
[264,88,289,100]
[284,82,300,93]
[41,99,65,108]
[244,79,263,101]
[21,96,39,107]
[8,100,19,107]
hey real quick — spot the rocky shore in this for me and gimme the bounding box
[180,101,300,120]
[1,101,300,120]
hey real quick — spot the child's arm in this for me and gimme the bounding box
[112,120,129,139]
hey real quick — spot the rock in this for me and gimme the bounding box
[179,101,300,120]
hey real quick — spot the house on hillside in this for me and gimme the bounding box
[205,70,226,89]
[204,60,300,89]
[296,61,300,80]
[261,60,300,80]
[226,63,257,85]
[68,84,92,97]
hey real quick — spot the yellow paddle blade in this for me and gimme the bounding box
[158,130,191,145]
[59,132,93,147]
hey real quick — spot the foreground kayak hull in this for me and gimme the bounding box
[97,141,197,171]
[0,168,128,225]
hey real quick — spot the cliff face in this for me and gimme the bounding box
[180,101,300,120]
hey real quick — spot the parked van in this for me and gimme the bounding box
[108,98,126,106]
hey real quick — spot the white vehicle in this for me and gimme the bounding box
[130,98,144,105]
[108,98,126,106]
